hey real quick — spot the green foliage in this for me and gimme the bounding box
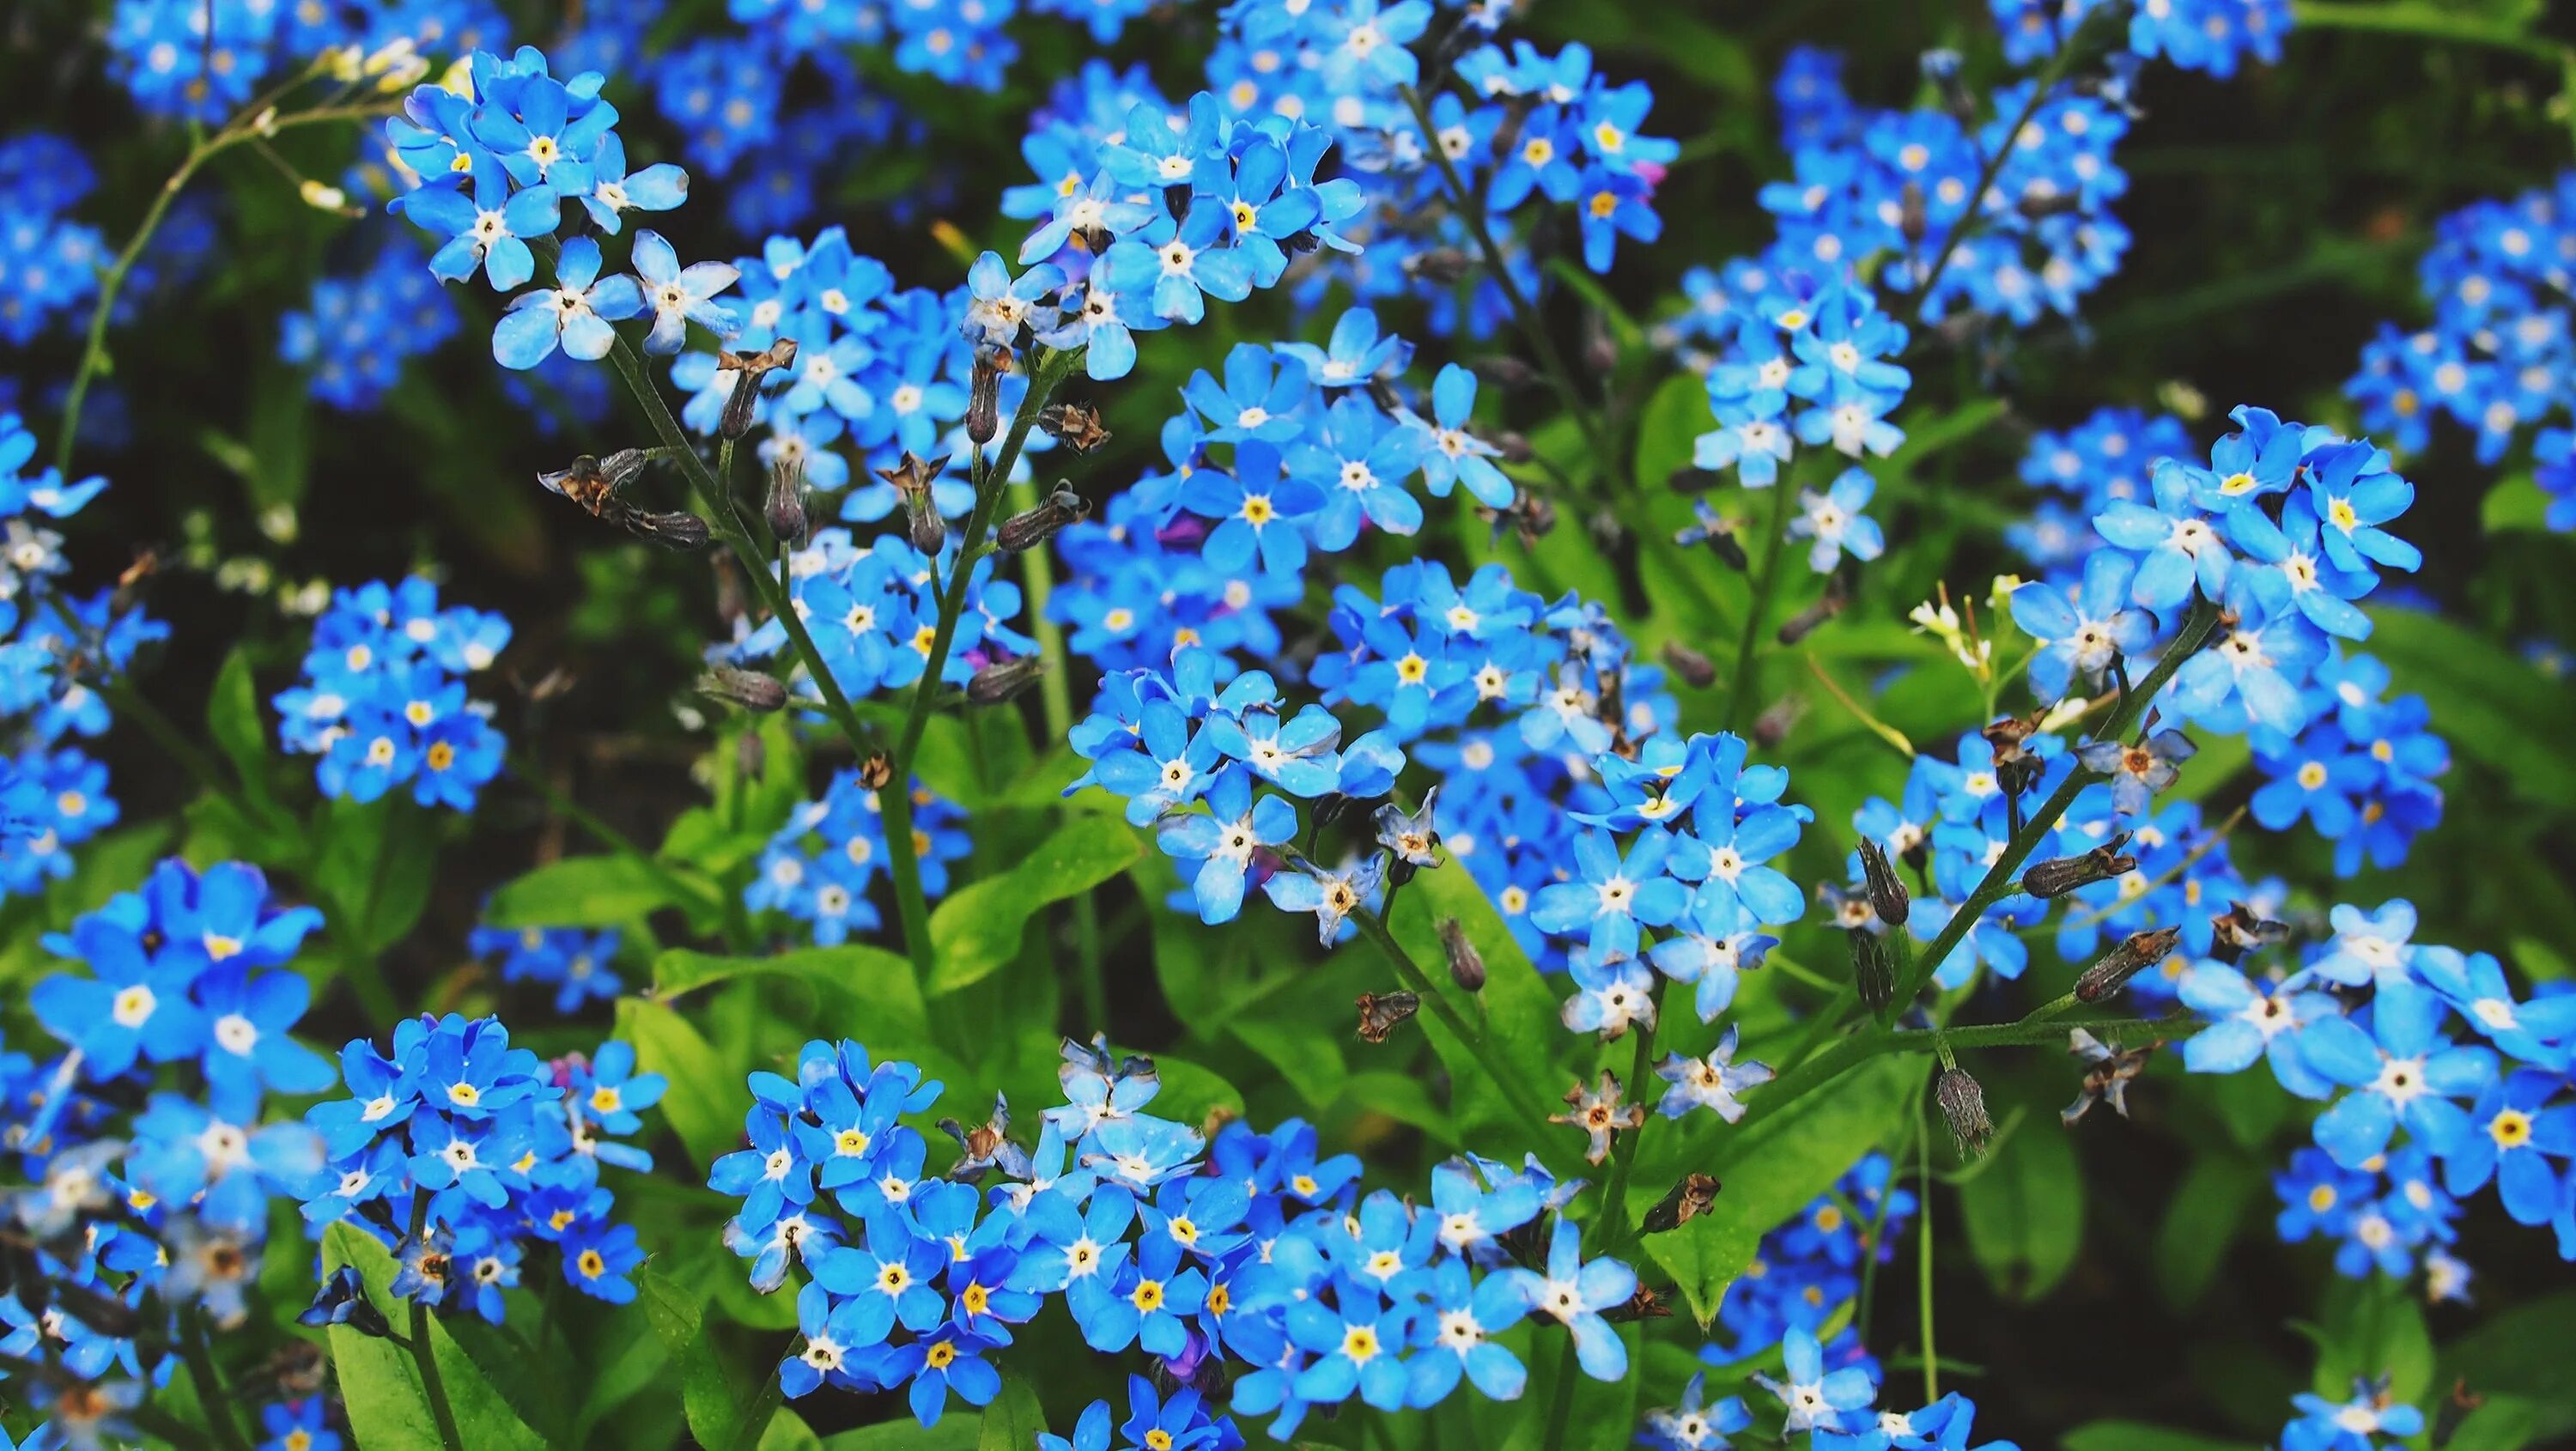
[1957,1106,2085,1302]
[320,1225,547,1451]
[926,816,1144,994]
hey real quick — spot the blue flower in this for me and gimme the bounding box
[2010,552,2153,701]
[1498,1216,1636,1381]
[494,236,645,369]
[630,230,739,354]
[2299,981,2497,1168]
[2283,1381,2424,1451]
[405,156,559,292]
[1753,1325,1878,1432]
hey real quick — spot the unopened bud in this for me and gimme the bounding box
[1583,312,1619,375]
[1492,430,1534,464]
[1901,180,1928,246]
[1518,494,1558,538]
[604,500,709,549]
[1601,1285,1672,1324]
[1777,576,1850,646]
[2076,926,2184,1002]
[1856,838,1911,926]
[763,458,807,545]
[1935,1066,1992,1157]
[700,665,787,713]
[1641,1172,1721,1235]
[718,339,797,440]
[1850,928,1895,1013]
[965,653,1046,705]
[2020,835,2136,898]
[1438,917,1485,991]
[1753,695,1802,749]
[996,487,1091,552]
[1471,355,1541,392]
[908,499,947,554]
[1353,990,1420,1044]
[1661,642,1717,689]
[967,348,1005,444]
[1036,401,1111,453]
[2015,188,2084,222]
[858,752,894,790]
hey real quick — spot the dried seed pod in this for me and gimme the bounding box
[1601,1284,1672,1324]
[1777,575,1850,646]
[1641,1173,1721,1235]
[1850,927,1895,1014]
[1438,916,1485,991]
[700,665,787,713]
[1935,1066,1993,1157]
[995,487,1091,552]
[1661,641,1717,689]
[1036,401,1111,453]
[1856,838,1911,926]
[965,653,1045,705]
[1900,179,1929,246]
[599,497,709,549]
[716,338,799,439]
[2020,835,2137,898]
[2076,925,2184,1002]
[857,752,894,791]
[966,347,1005,444]
[1492,429,1534,464]
[1405,246,1473,284]
[763,457,807,546]
[538,448,648,515]
[1470,355,1541,391]
[1353,991,1420,1044]
[2208,901,2291,965]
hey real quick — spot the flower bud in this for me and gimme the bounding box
[1660,642,1717,689]
[1753,695,1802,749]
[763,458,807,546]
[1777,575,1850,646]
[1849,927,1895,1014]
[2020,835,2137,898]
[1439,916,1485,991]
[1900,179,1929,246]
[1935,1066,1992,1157]
[1641,1172,1721,1235]
[1470,355,1541,392]
[966,653,1046,705]
[700,665,787,713]
[996,487,1091,552]
[908,498,948,555]
[1856,838,1911,927]
[967,347,1005,444]
[1353,990,1420,1044]
[1406,247,1474,285]
[717,339,798,440]
[1492,430,1534,464]
[2076,925,2184,1002]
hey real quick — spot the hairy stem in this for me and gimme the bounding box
[403,1198,467,1451]
[1723,477,1801,733]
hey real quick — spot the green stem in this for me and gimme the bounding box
[1540,1333,1583,1451]
[1008,471,1108,1030]
[1906,40,2085,323]
[56,101,399,471]
[507,751,724,917]
[404,1198,468,1451]
[2289,0,2565,61]
[1722,478,1800,734]
[1346,902,1565,1151]
[1593,980,1668,1256]
[877,348,1077,979]
[1855,1082,1925,1345]
[1885,597,2221,1011]
[1917,1094,1939,1405]
[176,1308,254,1451]
[1396,83,1613,494]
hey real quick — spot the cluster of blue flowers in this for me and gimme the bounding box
[1638,1326,2023,1448]
[2179,897,2576,1291]
[0,416,163,902]
[0,134,106,348]
[299,1012,665,1315]
[1706,1154,1918,1362]
[724,529,1037,705]
[2347,172,2575,489]
[714,1034,1640,1439]
[5,861,335,1445]
[1991,0,2291,76]
[468,923,626,1014]
[272,577,512,810]
[748,770,972,946]
[106,0,494,122]
[282,237,464,411]
[2008,406,2196,569]
[1684,282,1913,489]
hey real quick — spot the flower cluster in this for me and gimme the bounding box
[724,530,1036,706]
[748,770,972,946]
[282,237,464,411]
[0,416,162,901]
[468,923,625,1014]
[1991,0,2291,76]
[273,577,512,810]
[1706,1154,1918,1362]
[4,861,335,1445]
[2347,171,2575,478]
[0,134,106,347]
[2009,405,2195,569]
[2180,898,2576,1290]
[299,1012,664,1315]
[107,0,467,121]
[1686,282,1913,489]
[714,1035,1640,1440]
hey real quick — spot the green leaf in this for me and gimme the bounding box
[760,1409,826,1451]
[206,648,274,802]
[2366,606,2576,812]
[320,1224,547,1451]
[1230,1015,1348,1108]
[1958,1113,2085,1302]
[616,996,738,1171]
[638,1266,783,1451]
[2060,1423,2260,1451]
[656,943,929,1047]
[2481,473,2549,531]
[822,1419,981,1450]
[1647,1056,1916,1326]
[1631,373,1712,496]
[2439,1289,2576,1414]
[489,854,704,929]
[2154,1153,2259,1312]
[307,796,439,953]
[2311,1274,2433,1405]
[1146,1053,1245,1128]
[975,1374,1047,1451]
[1386,857,1569,1162]
[926,816,1143,994]
[1337,1070,1457,1145]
